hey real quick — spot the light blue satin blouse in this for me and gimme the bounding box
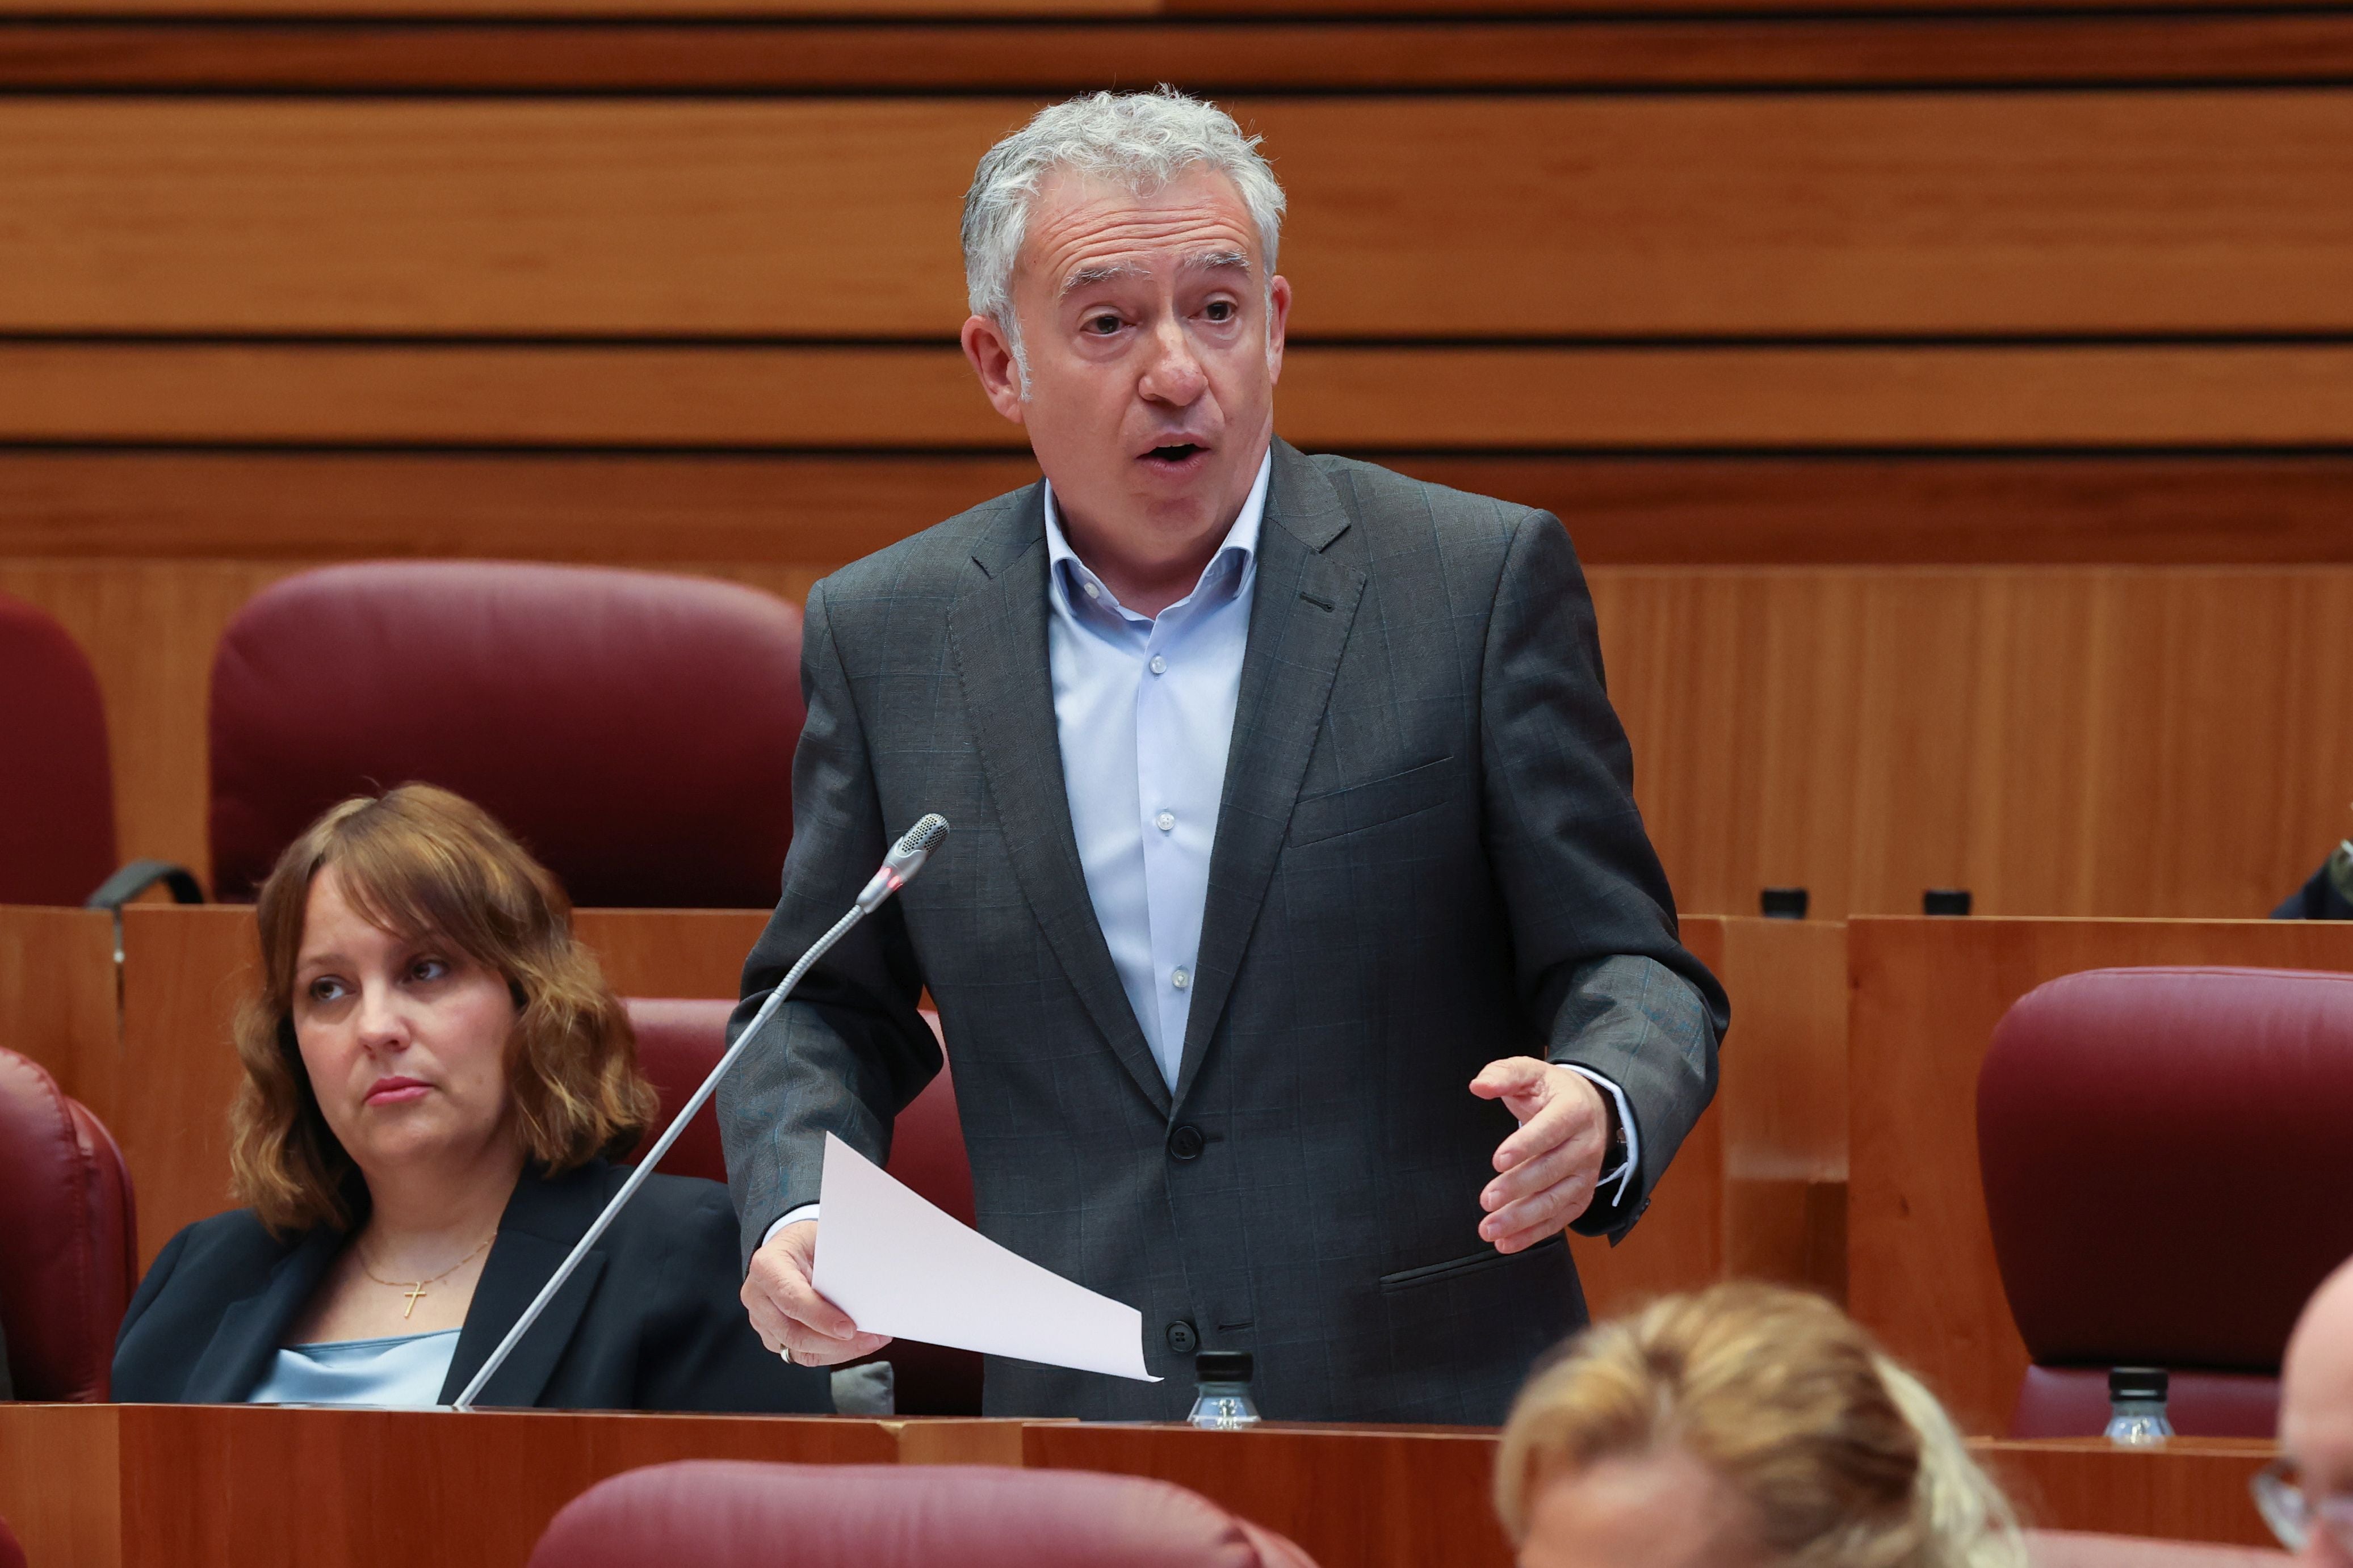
[246,1329,459,1409]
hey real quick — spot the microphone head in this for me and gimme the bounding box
[885,814,949,880]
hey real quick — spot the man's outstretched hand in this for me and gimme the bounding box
[741,1220,894,1366]
[1469,1057,1610,1253]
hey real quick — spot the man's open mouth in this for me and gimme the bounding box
[1144,443,1206,465]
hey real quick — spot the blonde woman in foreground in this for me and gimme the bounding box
[1496,1282,2026,1568]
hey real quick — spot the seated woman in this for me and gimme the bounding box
[1496,1283,2023,1568]
[113,784,828,1413]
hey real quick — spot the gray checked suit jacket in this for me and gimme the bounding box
[718,440,1728,1424]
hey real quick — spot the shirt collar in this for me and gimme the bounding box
[1042,447,1272,619]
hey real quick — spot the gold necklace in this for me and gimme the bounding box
[357,1231,496,1319]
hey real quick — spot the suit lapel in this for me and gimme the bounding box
[945,487,1171,1115]
[439,1165,610,1407]
[183,1226,343,1402]
[1175,443,1365,1105]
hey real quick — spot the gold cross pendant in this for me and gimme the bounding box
[401,1283,427,1319]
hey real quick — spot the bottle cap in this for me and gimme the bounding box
[1760,888,1809,920]
[1194,1351,1254,1383]
[1923,889,1973,917]
[2109,1366,2169,1402]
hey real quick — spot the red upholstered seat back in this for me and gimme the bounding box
[1980,966,2353,1436]
[618,998,983,1414]
[2026,1531,2288,1568]
[0,591,116,905]
[0,1046,137,1402]
[0,1510,25,1568]
[526,1461,1321,1568]
[208,562,804,907]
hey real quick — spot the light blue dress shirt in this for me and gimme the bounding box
[246,1328,459,1408]
[1042,452,1271,1088]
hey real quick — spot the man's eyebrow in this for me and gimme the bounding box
[1059,261,1148,297]
[1185,250,1252,275]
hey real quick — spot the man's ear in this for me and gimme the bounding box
[961,314,1029,426]
[1264,274,1293,385]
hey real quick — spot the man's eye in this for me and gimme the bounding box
[1085,314,1123,335]
[1203,300,1236,322]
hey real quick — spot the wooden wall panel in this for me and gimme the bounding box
[15,342,2353,449]
[7,93,2353,337]
[1592,566,2353,920]
[12,16,2353,92]
[8,451,2353,569]
[1848,917,2353,1436]
[12,560,2353,917]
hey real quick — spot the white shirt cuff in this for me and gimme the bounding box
[762,1204,819,1248]
[1556,1063,1639,1209]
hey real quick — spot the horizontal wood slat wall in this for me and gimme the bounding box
[9,557,2350,918]
[11,16,2353,92]
[8,93,2353,338]
[10,451,2353,568]
[13,342,2353,449]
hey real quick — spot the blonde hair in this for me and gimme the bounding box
[1496,1283,2024,1568]
[228,784,659,1235]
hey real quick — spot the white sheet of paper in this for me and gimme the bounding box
[810,1132,1160,1384]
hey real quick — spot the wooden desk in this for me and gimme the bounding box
[0,903,118,1109]
[1847,917,2353,1435]
[0,1405,2274,1568]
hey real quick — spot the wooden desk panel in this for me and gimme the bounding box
[1979,1439,2275,1548]
[1847,917,2353,1436]
[0,903,118,1115]
[1027,1422,1512,1568]
[114,905,769,1269]
[0,1405,2277,1568]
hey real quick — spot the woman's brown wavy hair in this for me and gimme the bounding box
[228,784,659,1235]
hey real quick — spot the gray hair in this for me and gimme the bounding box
[961,89,1287,380]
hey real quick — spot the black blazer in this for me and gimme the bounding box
[112,1158,829,1413]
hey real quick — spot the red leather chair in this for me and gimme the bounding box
[526,1461,1319,1568]
[208,562,805,908]
[0,591,116,905]
[0,1512,24,1568]
[619,998,983,1414]
[1980,967,2353,1436]
[0,1045,137,1402]
[2027,1532,2287,1568]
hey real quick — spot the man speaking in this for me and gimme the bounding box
[718,89,1728,1423]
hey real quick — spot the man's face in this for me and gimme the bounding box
[962,165,1290,564]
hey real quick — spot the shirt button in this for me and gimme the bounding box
[1083,581,1102,601]
[1149,655,1168,675]
[1172,966,1191,991]
[1155,811,1176,833]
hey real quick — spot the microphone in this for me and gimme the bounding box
[450,814,950,1412]
[856,813,949,912]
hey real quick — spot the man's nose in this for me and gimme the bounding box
[1138,317,1208,406]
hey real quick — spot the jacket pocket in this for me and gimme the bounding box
[1287,755,1456,848]
[1378,1231,1566,1293]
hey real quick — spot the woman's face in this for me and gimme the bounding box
[1520,1447,1760,1568]
[291,864,519,1177]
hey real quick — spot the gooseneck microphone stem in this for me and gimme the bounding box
[450,813,948,1413]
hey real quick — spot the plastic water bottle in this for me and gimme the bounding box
[1187,1351,1261,1431]
[2104,1367,2174,1447]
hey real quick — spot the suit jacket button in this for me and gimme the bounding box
[1168,1124,1205,1162]
[1167,1320,1199,1355]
